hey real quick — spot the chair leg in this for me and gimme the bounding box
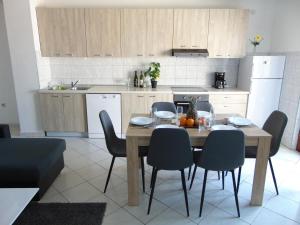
[199,169,208,217]
[141,157,145,193]
[237,166,242,192]
[150,167,155,189]
[104,156,115,193]
[188,166,192,180]
[231,170,240,217]
[218,171,220,180]
[147,168,158,215]
[189,165,197,190]
[269,158,279,195]
[180,170,190,217]
[222,171,225,190]
[225,171,228,176]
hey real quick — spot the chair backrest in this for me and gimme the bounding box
[263,110,288,157]
[200,130,245,171]
[147,128,193,170]
[99,110,118,155]
[196,101,212,112]
[152,102,177,113]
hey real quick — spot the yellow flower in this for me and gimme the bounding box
[255,35,263,43]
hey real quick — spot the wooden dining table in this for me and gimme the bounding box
[126,114,272,206]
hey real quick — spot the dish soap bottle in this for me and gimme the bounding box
[139,71,144,88]
[134,71,138,87]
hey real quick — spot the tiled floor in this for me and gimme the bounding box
[39,137,300,225]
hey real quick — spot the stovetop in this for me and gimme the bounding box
[171,86,208,93]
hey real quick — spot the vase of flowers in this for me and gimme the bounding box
[250,34,263,53]
[147,62,160,88]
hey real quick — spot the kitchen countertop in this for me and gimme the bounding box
[38,85,249,94]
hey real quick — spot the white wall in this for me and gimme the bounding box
[271,0,300,53]
[35,0,277,53]
[3,0,41,133]
[0,0,18,124]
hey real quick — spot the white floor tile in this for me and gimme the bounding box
[252,208,299,225]
[124,193,168,224]
[86,194,120,216]
[265,195,300,223]
[61,182,102,202]
[102,208,144,225]
[53,170,85,192]
[147,208,196,225]
[198,207,249,225]
[75,163,107,180]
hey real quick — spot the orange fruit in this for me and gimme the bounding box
[180,117,187,126]
[186,118,195,127]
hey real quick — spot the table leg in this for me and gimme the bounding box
[126,136,140,206]
[251,136,271,205]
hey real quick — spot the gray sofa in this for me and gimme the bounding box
[0,124,65,200]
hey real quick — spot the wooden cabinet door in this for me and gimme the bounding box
[121,9,147,57]
[208,9,249,58]
[208,9,231,58]
[146,9,173,56]
[62,94,87,132]
[36,8,61,57]
[85,9,121,57]
[146,93,173,109]
[36,8,86,57]
[39,94,64,131]
[173,9,209,49]
[226,9,249,58]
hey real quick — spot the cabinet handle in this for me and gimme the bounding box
[223,96,229,99]
[64,53,73,56]
[180,45,186,48]
[137,95,144,97]
[51,95,59,98]
[149,54,154,56]
[55,53,60,56]
[216,54,222,57]
[149,95,156,98]
[94,54,101,57]
[137,54,143,57]
[102,96,107,99]
[192,45,198,48]
[223,105,229,108]
[227,54,231,57]
[105,53,113,57]
[63,95,71,98]
[263,61,268,64]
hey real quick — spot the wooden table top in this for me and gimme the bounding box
[126,114,271,139]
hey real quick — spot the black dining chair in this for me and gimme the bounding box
[147,128,193,216]
[99,110,148,193]
[237,110,288,195]
[152,102,177,113]
[191,130,245,217]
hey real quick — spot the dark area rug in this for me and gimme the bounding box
[13,202,106,225]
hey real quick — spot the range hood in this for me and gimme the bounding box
[172,49,209,57]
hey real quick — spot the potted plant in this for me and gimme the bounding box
[148,62,160,88]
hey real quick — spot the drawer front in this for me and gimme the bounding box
[213,103,247,117]
[210,94,248,104]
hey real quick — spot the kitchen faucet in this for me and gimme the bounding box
[71,80,79,90]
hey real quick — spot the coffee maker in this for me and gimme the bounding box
[214,72,226,89]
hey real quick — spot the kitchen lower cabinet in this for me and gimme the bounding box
[39,93,87,132]
[121,93,173,133]
[210,94,248,117]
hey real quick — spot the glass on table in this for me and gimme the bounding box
[150,107,158,125]
[176,106,184,126]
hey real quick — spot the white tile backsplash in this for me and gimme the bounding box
[36,51,240,88]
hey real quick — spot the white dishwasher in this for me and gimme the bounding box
[86,94,121,138]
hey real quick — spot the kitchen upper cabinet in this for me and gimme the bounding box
[36,8,86,57]
[39,93,87,132]
[208,9,249,58]
[85,9,121,57]
[173,9,209,49]
[121,9,147,57]
[146,9,174,56]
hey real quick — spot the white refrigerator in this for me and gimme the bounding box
[237,56,286,128]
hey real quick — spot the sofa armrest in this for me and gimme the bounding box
[0,124,11,138]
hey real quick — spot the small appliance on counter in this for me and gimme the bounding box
[214,72,226,89]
